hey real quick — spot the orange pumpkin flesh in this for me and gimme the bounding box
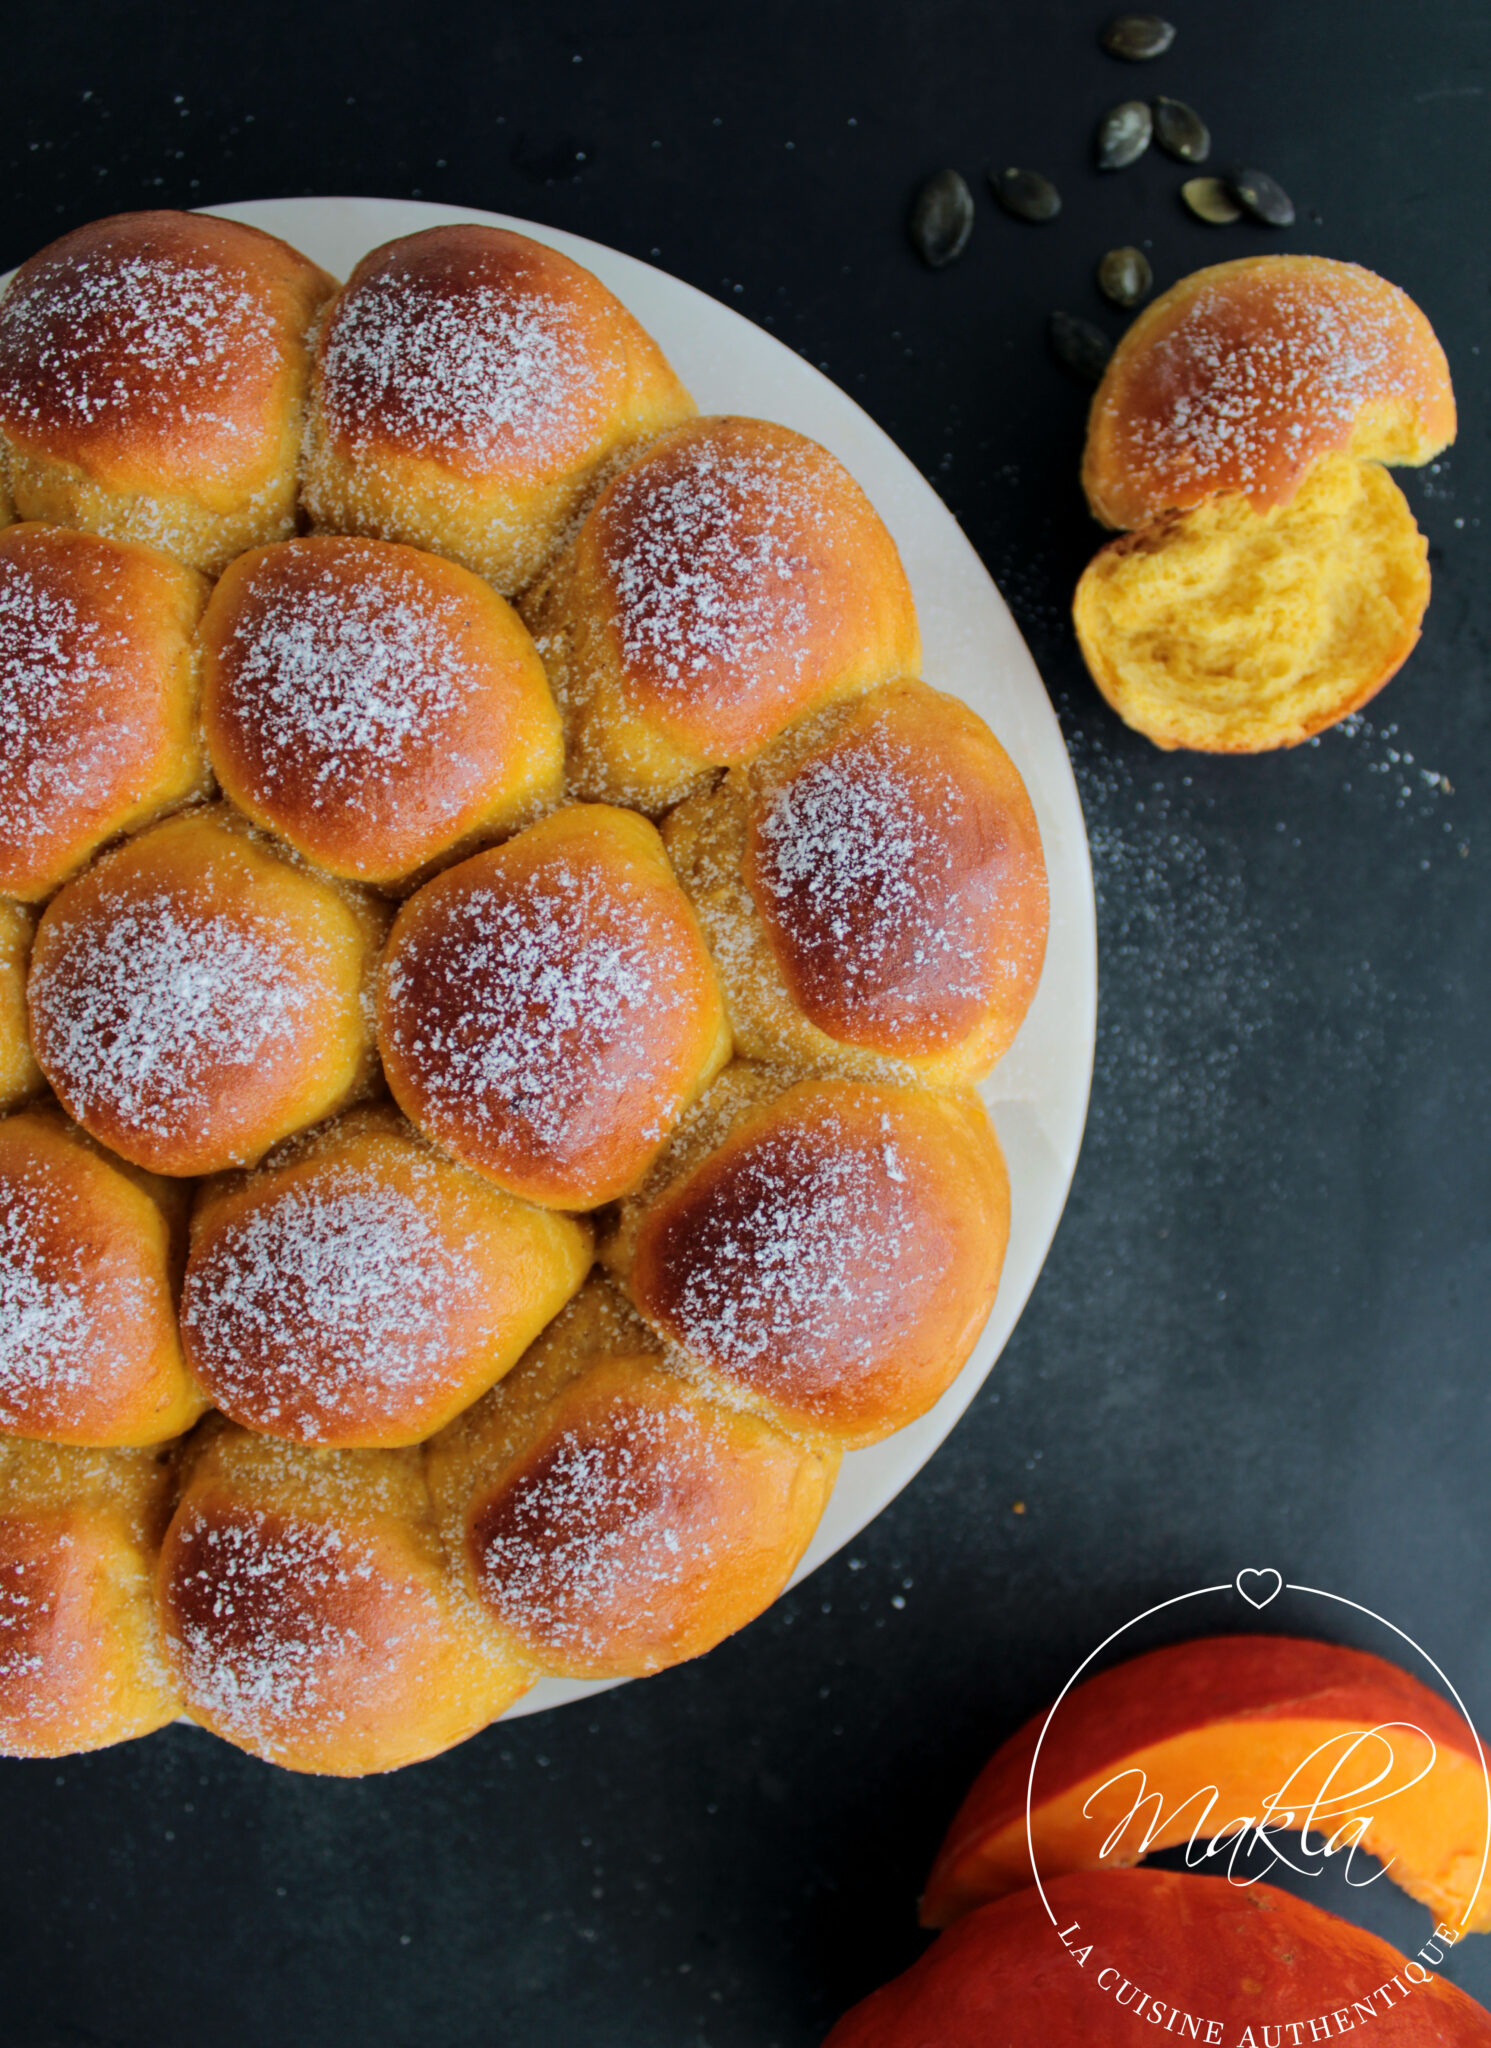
[922,1636,1489,1935]
[828,1870,1491,2047]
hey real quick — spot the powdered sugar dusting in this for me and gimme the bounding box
[167,1506,398,1758]
[0,1170,145,1421]
[474,1396,719,1658]
[754,725,1009,1032]
[182,1165,485,1429]
[32,887,319,1146]
[385,859,687,1164]
[320,269,593,464]
[0,553,143,860]
[0,248,277,444]
[653,1107,925,1401]
[604,434,821,694]
[218,554,486,807]
[1122,270,1425,499]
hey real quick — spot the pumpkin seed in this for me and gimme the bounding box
[1050,311,1114,384]
[1101,13,1176,59]
[989,166,1062,222]
[1097,100,1153,170]
[1152,96,1210,163]
[1097,245,1154,307]
[1181,175,1243,224]
[909,169,975,267]
[1231,166,1296,226]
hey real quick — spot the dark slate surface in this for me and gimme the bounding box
[2,3,1488,2042]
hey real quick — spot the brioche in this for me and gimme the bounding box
[1083,255,1455,530]
[665,679,1047,1082]
[0,210,335,575]
[428,1278,837,1680]
[181,1105,592,1447]
[607,1066,1010,1448]
[378,804,730,1208]
[1075,256,1454,752]
[0,1438,180,1757]
[0,1107,204,1445]
[0,523,210,899]
[200,536,563,889]
[29,806,386,1176]
[302,224,695,593]
[0,901,42,1113]
[525,415,922,811]
[156,1422,530,1774]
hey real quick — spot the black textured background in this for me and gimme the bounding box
[2,4,1489,2043]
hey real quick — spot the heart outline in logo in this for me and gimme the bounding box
[1235,1568,1283,1610]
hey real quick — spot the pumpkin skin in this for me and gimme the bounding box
[826,1869,1491,2048]
[921,1635,1491,1935]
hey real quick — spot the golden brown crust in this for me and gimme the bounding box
[0,900,43,1113]
[0,210,336,575]
[1083,256,1456,531]
[200,536,563,889]
[427,1278,836,1679]
[378,804,730,1208]
[610,1071,1009,1447]
[525,415,922,811]
[181,1104,592,1448]
[0,1438,180,1757]
[301,225,695,593]
[156,1423,530,1774]
[29,806,387,1176]
[1073,454,1431,753]
[0,523,210,899]
[0,1106,204,1445]
[666,680,1047,1083]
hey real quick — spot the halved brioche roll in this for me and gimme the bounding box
[1074,454,1431,752]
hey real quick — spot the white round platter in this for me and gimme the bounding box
[197,196,1098,1720]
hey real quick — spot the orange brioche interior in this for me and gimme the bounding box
[1073,454,1430,753]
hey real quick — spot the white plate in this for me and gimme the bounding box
[199,196,1097,1720]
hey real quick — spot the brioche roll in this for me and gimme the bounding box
[157,1423,529,1774]
[379,805,730,1209]
[665,680,1047,1083]
[29,807,386,1177]
[0,1438,179,1757]
[0,524,210,899]
[201,537,563,889]
[0,210,335,575]
[0,1107,203,1445]
[0,902,42,1113]
[302,224,694,594]
[607,1067,1009,1447]
[428,1279,837,1680]
[1083,256,1456,530]
[181,1106,592,1448]
[1074,453,1431,752]
[525,416,922,812]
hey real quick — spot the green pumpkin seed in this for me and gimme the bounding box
[1101,13,1176,59]
[909,169,975,268]
[1181,175,1243,225]
[1097,246,1154,307]
[1097,100,1153,170]
[989,166,1062,222]
[1050,312,1114,384]
[1152,96,1210,163]
[1231,166,1296,226]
